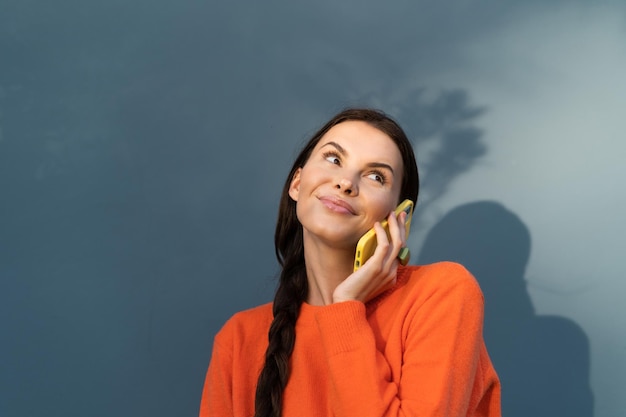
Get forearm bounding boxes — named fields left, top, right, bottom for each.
left=313, top=273, right=487, bottom=417
left=199, top=339, right=235, bottom=417
left=315, top=301, right=402, bottom=417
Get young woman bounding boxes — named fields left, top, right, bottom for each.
left=199, top=108, right=501, bottom=417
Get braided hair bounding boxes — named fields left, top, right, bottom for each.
left=254, top=108, right=419, bottom=417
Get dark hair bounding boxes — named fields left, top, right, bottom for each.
left=254, top=108, right=419, bottom=417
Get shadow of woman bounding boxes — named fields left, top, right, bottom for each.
left=417, top=201, right=593, bottom=416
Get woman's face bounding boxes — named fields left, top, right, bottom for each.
left=289, top=120, right=404, bottom=249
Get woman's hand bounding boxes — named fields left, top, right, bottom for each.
left=333, top=210, right=407, bottom=303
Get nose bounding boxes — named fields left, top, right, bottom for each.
left=335, top=177, right=357, bottom=195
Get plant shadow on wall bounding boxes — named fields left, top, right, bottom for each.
left=364, top=88, right=488, bottom=226
left=418, top=201, right=593, bottom=417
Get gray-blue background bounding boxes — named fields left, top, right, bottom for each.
left=1, top=1, right=624, bottom=416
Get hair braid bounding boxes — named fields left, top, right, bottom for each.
left=254, top=108, right=419, bottom=417
left=254, top=196, right=307, bottom=417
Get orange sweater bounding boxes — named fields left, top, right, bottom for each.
left=200, top=262, right=501, bottom=417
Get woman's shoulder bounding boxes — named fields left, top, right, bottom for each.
left=396, top=261, right=483, bottom=301
left=404, top=260, right=473, bottom=279
left=215, top=302, right=274, bottom=343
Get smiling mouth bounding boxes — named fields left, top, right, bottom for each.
left=318, top=196, right=356, bottom=215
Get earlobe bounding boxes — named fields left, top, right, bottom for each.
left=288, top=168, right=302, bottom=202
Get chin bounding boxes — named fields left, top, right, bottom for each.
left=304, top=225, right=361, bottom=249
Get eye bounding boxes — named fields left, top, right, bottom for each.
left=323, top=151, right=341, bottom=165
left=367, top=170, right=387, bottom=184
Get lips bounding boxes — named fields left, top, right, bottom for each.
left=318, top=196, right=356, bottom=215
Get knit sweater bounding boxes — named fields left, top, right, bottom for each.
left=199, top=262, right=501, bottom=417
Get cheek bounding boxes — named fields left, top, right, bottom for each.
left=368, top=194, right=398, bottom=220
left=298, top=165, right=326, bottom=193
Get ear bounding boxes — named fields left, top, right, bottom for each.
left=288, top=168, right=302, bottom=202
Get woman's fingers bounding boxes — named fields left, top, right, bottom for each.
left=332, top=210, right=408, bottom=303
left=389, top=210, right=410, bottom=265
left=371, top=211, right=405, bottom=278
left=387, top=210, right=406, bottom=255
left=363, top=212, right=406, bottom=301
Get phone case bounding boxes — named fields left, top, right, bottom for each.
left=353, top=199, right=414, bottom=271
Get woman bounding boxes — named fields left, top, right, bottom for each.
left=199, top=108, right=501, bottom=417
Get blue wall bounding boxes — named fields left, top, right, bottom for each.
left=1, top=1, right=624, bottom=416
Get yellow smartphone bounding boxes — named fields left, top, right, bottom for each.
left=353, top=199, right=414, bottom=271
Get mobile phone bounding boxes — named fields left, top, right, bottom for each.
left=353, top=199, right=414, bottom=271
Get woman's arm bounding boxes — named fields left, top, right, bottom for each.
left=199, top=336, right=234, bottom=417
left=314, top=266, right=498, bottom=417
left=333, top=211, right=407, bottom=304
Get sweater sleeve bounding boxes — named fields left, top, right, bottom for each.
left=199, top=333, right=234, bottom=417
left=314, top=266, right=488, bottom=417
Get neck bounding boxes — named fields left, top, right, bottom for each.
left=302, top=234, right=355, bottom=306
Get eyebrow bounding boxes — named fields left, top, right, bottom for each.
left=320, top=141, right=395, bottom=174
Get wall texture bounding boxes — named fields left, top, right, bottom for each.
left=1, top=1, right=624, bottom=416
